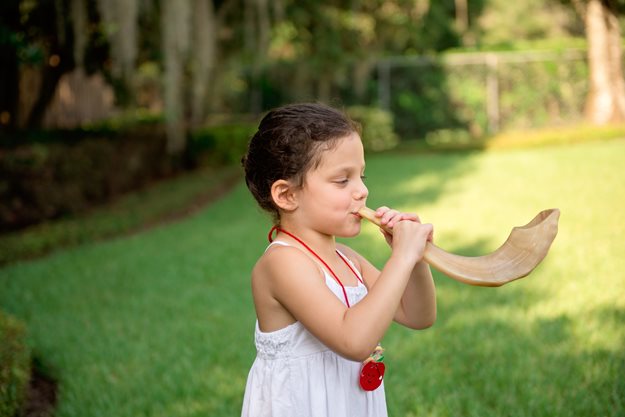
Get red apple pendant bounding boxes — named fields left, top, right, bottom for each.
left=359, top=360, right=385, bottom=391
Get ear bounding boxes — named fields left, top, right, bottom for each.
left=271, top=179, right=298, bottom=212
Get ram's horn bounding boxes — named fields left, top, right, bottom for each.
left=357, top=207, right=559, bottom=287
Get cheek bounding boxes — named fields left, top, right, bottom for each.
left=326, top=189, right=352, bottom=209
left=306, top=182, right=352, bottom=213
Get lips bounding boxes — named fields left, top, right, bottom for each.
left=352, top=208, right=364, bottom=218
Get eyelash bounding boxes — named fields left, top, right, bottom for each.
left=336, top=176, right=366, bottom=185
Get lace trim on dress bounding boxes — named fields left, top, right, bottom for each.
left=255, top=321, right=299, bottom=359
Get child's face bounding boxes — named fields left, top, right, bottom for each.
left=296, top=132, right=368, bottom=237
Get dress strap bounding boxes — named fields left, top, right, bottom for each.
left=265, top=240, right=291, bottom=251
left=336, top=249, right=364, bottom=284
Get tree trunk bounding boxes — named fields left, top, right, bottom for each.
left=190, top=0, right=217, bottom=128
left=454, top=0, right=469, bottom=43
left=245, top=0, right=271, bottom=114
left=584, top=0, right=625, bottom=124
left=162, top=0, right=191, bottom=155
left=0, top=1, right=20, bottom=131
left=70, top=0, right=88, bottom=68
left=27, top=0, right=75, bottom=128
left=96, top=0, right=138, bottom=100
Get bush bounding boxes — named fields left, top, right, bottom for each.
left=0, top=311, right=31, bottom=417
left=347, top=106, right=399, bottom=152
left=189, top=123, right=257, bottom=165
left=0, top=126, right=171, bottom=232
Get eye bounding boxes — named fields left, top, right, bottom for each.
left=360, top=175, right=367, bottom=182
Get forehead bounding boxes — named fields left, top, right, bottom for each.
left=315, top=132, right=365, bottom=169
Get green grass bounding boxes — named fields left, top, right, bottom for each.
left=1, top=139, right=624, bottom=416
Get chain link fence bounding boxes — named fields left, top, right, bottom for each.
left=375, top=49, right=589, bottom=140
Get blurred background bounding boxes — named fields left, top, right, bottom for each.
left=1, top=1, right=625, bottom=417
left=1, top=0, right=624, bottom=235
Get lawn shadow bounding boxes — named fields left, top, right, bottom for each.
left=383, top=234, right=624, bottom=416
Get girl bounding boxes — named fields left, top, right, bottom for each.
left=241, top=103, right=436, bottom=417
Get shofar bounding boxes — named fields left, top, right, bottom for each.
left=358, top=207, right=559, bottom=287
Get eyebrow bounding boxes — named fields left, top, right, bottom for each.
left=328, top=163, right=366, bottom=175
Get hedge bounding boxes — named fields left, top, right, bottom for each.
left=0, top=126, right=171, bottom=232
left=0, top=311, right=31, bottom=417
left=189, top=123, right=257, bottom=166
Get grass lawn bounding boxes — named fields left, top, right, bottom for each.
left=1, top=138, right=624, bottom=416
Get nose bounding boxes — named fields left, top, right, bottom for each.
left=354, top=179, right=368, bottom=200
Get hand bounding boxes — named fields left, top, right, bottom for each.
left=375, top=206, right=433, bottom=264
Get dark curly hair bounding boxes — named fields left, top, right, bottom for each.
left=242, top=103, right=360, bottom=224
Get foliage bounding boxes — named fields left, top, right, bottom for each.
left=2, top=0, right=606, bottom=149
left=347, top=106, right=399, bottom=151
left=0, top=311, right=31, bottom=417
left=83, top=109, right=165, bottom=133
left=189, top=123, right=257, bottom=166
left=0, top=127, right=171, bottom=232
left=382, top=61, right=466, bottom=139
left=1, top=139, right=624, bottom=416
left=478, top=0, right=582, bottom=46
left=379, top=49, right=590, bottom=140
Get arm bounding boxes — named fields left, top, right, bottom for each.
left=345, top=207, right=436, bottom=329
left=396, top=260, right=436, bottom=329
left=342, top=248, right=436, bottom=330
left=255, top=219, right=432, bottom=362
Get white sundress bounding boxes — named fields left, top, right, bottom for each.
left=241, top=241, right=388, bottom=417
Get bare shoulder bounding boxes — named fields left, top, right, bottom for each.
left=252, top=244, right=329, bottom=331
left=254, top=244, right=321, bottom=284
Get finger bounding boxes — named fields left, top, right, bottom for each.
left=388, top=211, right=419, bottom=227
left=383, top=210, right=401, bottom=226
left=379, top=228, right=393, bottom=245
left=422, top=223, right=434, bottom=242
left=375, top=206, right=390, bottom=217
left=400, top=213, right=421, bottom=223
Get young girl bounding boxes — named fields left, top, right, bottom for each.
left=241, top=102, right=436, bottom=417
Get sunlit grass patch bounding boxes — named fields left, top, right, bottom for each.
left=485, top=122, right=625, bottom=150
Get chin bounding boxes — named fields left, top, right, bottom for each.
left=339, top=221, right=362, bottom=238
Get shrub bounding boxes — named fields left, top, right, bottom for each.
left=0, top=126, right=171, bottom=232
left=347, top=106, right=399, bottom=152
left=0, top=311, right=31, bottom=417
left=189, top=123, right=257, bottom=165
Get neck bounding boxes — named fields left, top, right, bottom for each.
left=276, top=221, right=337, bottom=259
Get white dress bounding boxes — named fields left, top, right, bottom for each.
left=241, top=241, right=388, bottom=417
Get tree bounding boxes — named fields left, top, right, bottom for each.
left=0, top=1, right=21, bottom=131
left=581, top=0, right=625, bottom=123
left=96, top=0, right=139, bottom=100
left=0, top=0, right=115, bottom=130
left=161, top=0, right=236, bottom=156
left=261, top=0, right=462, bottom=105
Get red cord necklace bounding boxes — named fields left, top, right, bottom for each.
left=268, top=225, right=363, bottom=307
left=267, top=225, right=386, bottom=391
